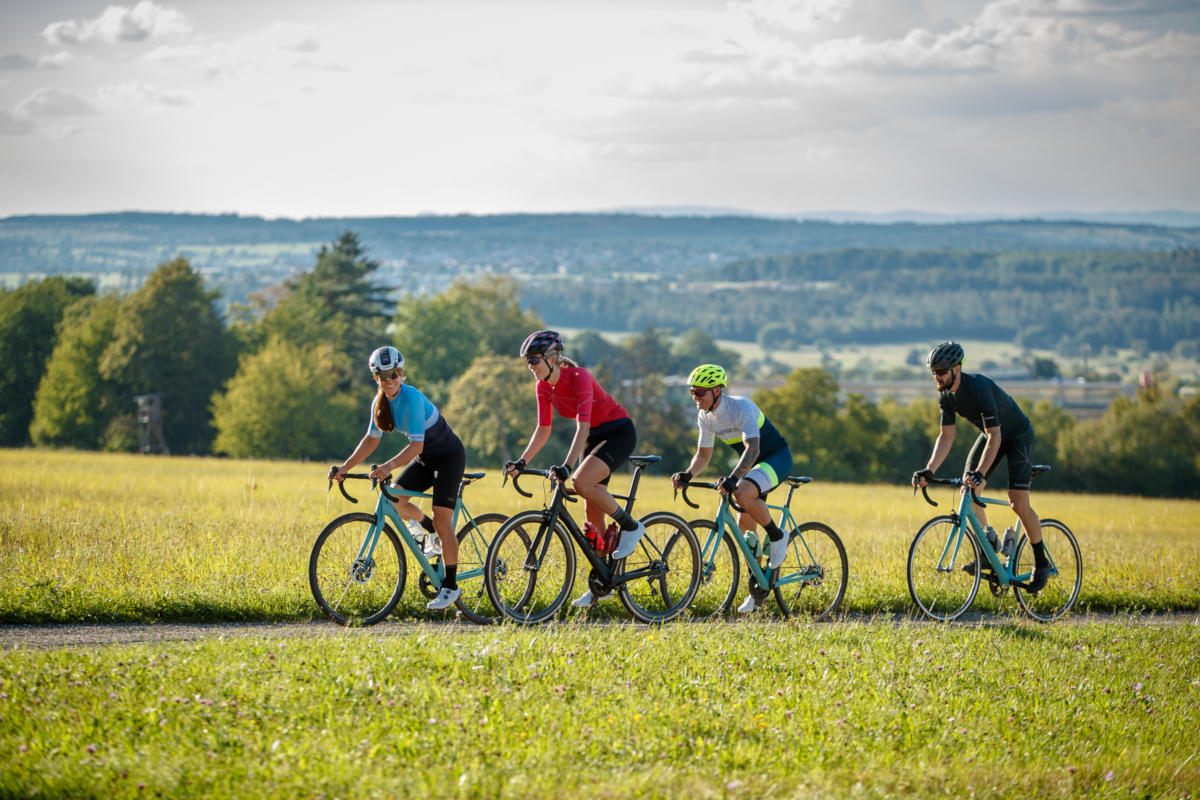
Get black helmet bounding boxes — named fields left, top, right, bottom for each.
left=926, top=341, right=965, bottom=370
left=520, top=330, right=564, bottom=357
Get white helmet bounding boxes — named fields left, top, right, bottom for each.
left=368, top=346, right=404, bottom=373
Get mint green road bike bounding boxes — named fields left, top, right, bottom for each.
left=310, top=467, right=506, bottom=626
left=909, top=466, right=1082, bottom=622
left=677, top=477, right=847, bottom=619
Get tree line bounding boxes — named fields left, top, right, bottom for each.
left=3, top=232, right=1197, bottom=498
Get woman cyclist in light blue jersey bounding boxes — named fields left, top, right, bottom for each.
left=331, top=346, right=467, bottom=611
left=670, top=364, right=795, bottom=613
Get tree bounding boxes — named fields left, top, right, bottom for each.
left=30, top=295, right=122, bottom=450
left=672, top=328, right=742, bottom=376
left=566, top=330, right=619, bottom=368
left=444, top=355, right=538, bottom=464
left=99, top=258, right=239, bottom=454
left=754, top=368, right=844, bottom=477
left=0, top=276, right=94, bottom=445
left=211, top=339, right=361, bottom=460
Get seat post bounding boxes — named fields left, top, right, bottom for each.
left=624, top=464, right=642, bottom=515
left=785, top=483, right=796, bottom=508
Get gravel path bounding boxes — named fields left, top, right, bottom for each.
left=2, top=611, right=1196, bottom=650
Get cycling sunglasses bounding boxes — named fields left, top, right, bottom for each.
left=689, top=386, right=714, bottom=397
left=375, top=369, right=401, bottom=381
left=526, top=355, right=553, bottom=366
left=930, top=367, right=952, bottom=377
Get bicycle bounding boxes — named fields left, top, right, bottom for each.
left=483, top=455, right=702, bottom=625
left=909, top=466, right=1082, bottom=622
left=310, top=465, right=506, bottom=626
left=677, top=477, right=847, bottom=620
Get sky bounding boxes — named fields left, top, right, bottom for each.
left=0, top=0, right=1197, bottom=218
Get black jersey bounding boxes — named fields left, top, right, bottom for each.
left=938, top=372, right=1031, bottom=439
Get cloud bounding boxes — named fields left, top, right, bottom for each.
left=0, top=110, right=36, bottom=135
left=42, top=2, right=191, bottom=45
left=0, top=54, right=35, bottom=70
left=282, top=37, right=322, bottom=53
left=0, top=52, right=72, bottom=70
left=15, top=87, right=99, bottom=118
left=98, top=81, right=189, bottom=106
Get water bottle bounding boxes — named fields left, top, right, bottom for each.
left=602, top=522, right=621, bottom=555
left=983, top=525, right=1000, bottom=553
left=583, top=522, right=601, bottom=551
left=745, top=530, right=761, bottom=557
left=1001, top=527, right=1016, bottom=558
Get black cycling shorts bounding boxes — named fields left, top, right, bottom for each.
left=965, top=426, right=1035, bottom=491
left=582, top=417, right=637, bottom=486
left=395, top=436, right=467, bottom=509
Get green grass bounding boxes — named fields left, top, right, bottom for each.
left=2, top=622, right=1198, bottom=798
left=2, top=449, right=1199, bottom=624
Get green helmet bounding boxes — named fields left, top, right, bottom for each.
left=688, top=364, right=727, bottom=388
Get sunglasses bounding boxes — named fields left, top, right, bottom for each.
left=931, top=368, right=952, bottom=377
left=526, top=355, right=552, bottom=366
left=375, top=369, right=401, bottom=381
left=689, top=386, right=713, bottom=397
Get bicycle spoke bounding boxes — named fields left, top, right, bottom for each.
left=907, top=516, right=980, bottom=621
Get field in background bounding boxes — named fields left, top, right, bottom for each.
left=1, top=450, right=1197, bottom=624
left=1, top=622, right=1197, bottom=798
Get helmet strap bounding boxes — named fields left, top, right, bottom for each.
left=537, top=353, right=557, bottom=383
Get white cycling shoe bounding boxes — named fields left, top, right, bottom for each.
left=611, top=521, right=647, bottom=560
left=768, top=536, right=789, bottom=570
left=737, top=594, right=758, bottom=614
left=426, top=586, right=460, bottom=611
left=571, top=589, right=611, bottom=608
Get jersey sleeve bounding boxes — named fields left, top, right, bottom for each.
left=404, top=388, right=426, bottom=442
left=536, top=381, right=553, bottom=426
left=938, top=394, right=956, bottom=427
left=977, top=382, right=1001, bottom=430
left=738, top=400, right=763, bottom=442
left=366, top=398, right=383, bottom=439
left=697, top=414, right=715, bottom=448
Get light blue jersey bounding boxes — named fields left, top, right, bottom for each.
left=367, top=384, right=441, bottom=443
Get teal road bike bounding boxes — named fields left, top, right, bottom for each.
left=677, top=477, right=847, bottom=620
left=909, top=466, right=1082, bottom=622
left=484, top=456, right=702, bottom=625
left=310, top=466, right=506, bottom=626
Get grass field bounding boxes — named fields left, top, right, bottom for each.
left=1, top=450, right=1198, bottom=624
left=2, top=622, right=1198, bottom=798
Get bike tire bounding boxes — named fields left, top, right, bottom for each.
left=907, top=514, right=981, bottom=622
left=615, top=511, right=701, bottom=624
left=483, top=510, right=576, bottom=625
left=454, top=513, right=510, bottom=626
left=682, top=519, right=740, bottom=618
left=309, top=512, right=407, bottom=627
left=1012, top=519, right=1082, bottom=623
left=772, top=521, right=847, bottom=621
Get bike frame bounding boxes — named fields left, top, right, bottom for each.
left=355, top=484, right=486, bottom=589
left=699, top=483, right=824, bottom=591
left=936, top=489, right=1060, bottom=585
left=521, top=467, right=668, bottom=587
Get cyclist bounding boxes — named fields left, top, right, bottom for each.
left=911, top=341, right=1051, bottom=593
left=331, top=346, right=467, bottom=611
left=670, top=364, right=794, bottom=613
left=503, top=330, right=644, bottom=609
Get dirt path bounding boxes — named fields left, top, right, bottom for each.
left=2, top=611, right=1196, bottom=650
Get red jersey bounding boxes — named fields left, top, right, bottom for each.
left=536, top=366, right=629, bottom=429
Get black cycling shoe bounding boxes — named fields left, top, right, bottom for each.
left=1025, top=563, right=1053, bottom=595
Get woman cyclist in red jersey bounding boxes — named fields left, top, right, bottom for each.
left=503, top=330, right=645, bottom=608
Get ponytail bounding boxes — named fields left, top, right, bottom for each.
left=556, top=353, right=578, bottom=368
left=373, top=389, right=395, bottom=433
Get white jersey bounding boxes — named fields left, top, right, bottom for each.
left=697, top=394, right=765, bottom=450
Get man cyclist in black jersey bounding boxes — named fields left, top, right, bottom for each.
left=911, top=342, right=1052, bottom=593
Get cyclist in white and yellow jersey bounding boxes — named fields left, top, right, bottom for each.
left=670, top=364, right=795, bottom=613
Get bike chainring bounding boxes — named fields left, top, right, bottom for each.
left=986, top=571, right=1010, bottom=597
left=748, top=563, right=772, bottom=603
left=587, top=569, right=615, bottom=598
left=418, top=558, right=442, bottom=599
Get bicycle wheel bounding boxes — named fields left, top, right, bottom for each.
left=907, top=515, right=981, bottom=622
left=1012, top=519, right=1082, bottom=622
left=454, top=513, right=510, bottom=626
left=309, top=513, right=407, bottom=627
left=616, top=512, right=701, bottom=624
left=682, top=520, right=740, bottom=618
left=773, top=522, right=847, bottom=621
left=484, top=510, right=575, bottom=625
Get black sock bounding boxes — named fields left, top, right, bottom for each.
left=1031, top=540, right=1048, bottom=569
left=443, top=564, right=458, bottom=591
left=610, top=506, right=638, bottom=532
left=419, top=515, right=436, bottom=535
left=764, top=521, right=785, bottom=543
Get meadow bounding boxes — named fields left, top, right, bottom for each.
left=1, top=622, right=1197, bottom=798
left=1, top=450, right=1198, bottom=624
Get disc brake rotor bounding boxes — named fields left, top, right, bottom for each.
left=350, top=558, right=375, bottom=585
